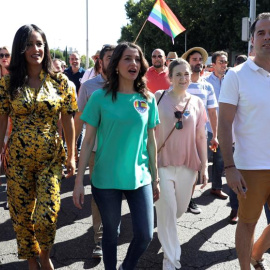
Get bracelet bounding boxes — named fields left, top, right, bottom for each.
left=152, top=178, right=160, bottom=184
left=224, top=165, right=236, bottom=170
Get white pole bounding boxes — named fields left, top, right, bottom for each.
left=248, top=0, right=256, bottom=55
left=86, top=0, right=89, bottom=69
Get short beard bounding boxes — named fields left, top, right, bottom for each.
left=191, top=65, right=202, bottom=73
left=153, top=63, right=162, bottom=69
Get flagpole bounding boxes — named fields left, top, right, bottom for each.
left=134, top=18, right=148, bottom=44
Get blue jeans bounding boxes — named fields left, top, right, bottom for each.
left=208, top=132, right=224, bottom=190
left=92, top=184, right=154, bottom=270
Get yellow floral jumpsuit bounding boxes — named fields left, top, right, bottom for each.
left=0, top=70, right=78, bottom=259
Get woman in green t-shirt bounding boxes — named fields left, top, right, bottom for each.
left=73, top=42, right=160, bottom=270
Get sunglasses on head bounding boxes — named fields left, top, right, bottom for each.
left=102, top=44, right=112, bottom=50
left=152, top=54, right=163, bottom=59
left=0, top=53, right=10, bottom=59
left=174, top=111, right=183, bottom=130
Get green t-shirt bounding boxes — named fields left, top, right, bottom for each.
left=81, top=89, right=160, bottom=190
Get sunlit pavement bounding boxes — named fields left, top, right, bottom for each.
left=1, top=170, right=269, bottom=269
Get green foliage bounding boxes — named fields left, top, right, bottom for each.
left=80, top=55, right=94, bottom=69
left=50, top=49, right=65, bottom=60
left=119, top=0, right=256, bottom=62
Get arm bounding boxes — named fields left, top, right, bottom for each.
left=61, top=113, right=76, bottom=177
left=74, top=111, right=84, bottom=160
left=73, top=124, right=97, bottom=209
left=196, top=124, right=208, bottom=188
left=74, top=112, right=84, bottom=142
left=208, top=107, right=219, bottom=149
left=147, top=128, right=160, bottom=202
left=0, top=115, right=8, bottom=151
left=218, top=102, right=247, bottom=197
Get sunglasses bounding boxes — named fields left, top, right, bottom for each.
left=217, top=60, right=228, bottom=64
left=0, top=53, right=10, bottom=59
left=174, top=111, right=183, bottom=130
left=152, top=54, right=163, bottom=59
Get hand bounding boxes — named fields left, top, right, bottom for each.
left=200, top=166, right=208, bottom=189
left=75, top=148, right=79, bottom=163
left=73, top=180, right=85, bottom=209
left=209, top=137, right=219, bottom=152
left=66, top=156, right=76, bottom=178
left=152, top=181, right=160, bottom=202
left=226, top=167, right=247, bottom=198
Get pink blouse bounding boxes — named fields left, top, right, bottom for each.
left=155, top=90, right=207, bottom=171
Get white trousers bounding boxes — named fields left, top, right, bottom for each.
left=155, top=165, right=197, bottom=269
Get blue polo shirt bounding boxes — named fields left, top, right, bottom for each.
left=64, top=67, right=85, bottom=94
left=205, top=72, right=223, bottom=133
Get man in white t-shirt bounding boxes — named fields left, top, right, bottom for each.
left=219, top=13, right=270, bottom=270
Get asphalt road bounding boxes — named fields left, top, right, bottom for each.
left=1, top=169, right=269, bottom=270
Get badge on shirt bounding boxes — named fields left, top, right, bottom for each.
left=134, top=100, right=148, bottom=114
left=183, top=110, right=190, bottom=117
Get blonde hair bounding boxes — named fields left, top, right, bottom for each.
left=0, top=46, right=11, bottom=77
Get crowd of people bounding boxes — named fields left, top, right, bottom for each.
left=0, top=12, right=270, bottom=270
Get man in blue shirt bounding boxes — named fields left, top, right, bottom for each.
left=205, top=51, right=229, bottom=200
left=64, top=52, right=85, bottom=94
left=64, top=52, right=85, bottom=151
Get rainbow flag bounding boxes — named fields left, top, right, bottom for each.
left=147, top=0, right=186, bottom=43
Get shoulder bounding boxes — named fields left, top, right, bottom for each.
left=146, top=66, right=155, bottom=73
left=91, top=88, right=106, bottom=98
left=64, top=67, right=71, bottom=74
left=204, top=73, right=213, bottom=81
left=189, top=95, right=205, bottom=110
left=79, top=67, right=85, bottom=74
left=0, top=74, right=10, bottom=89
left=147, top=91, right=156, bottom=101
left=53, top=72, right=69, bottom=84
left=154, top=89, right=165, bottom=100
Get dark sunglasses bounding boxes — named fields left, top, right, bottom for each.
left=0, top=53, right=10, bottom=59
left=174, top=111, right=183, bottom=130
left=152, top=54, right=163, bottom=59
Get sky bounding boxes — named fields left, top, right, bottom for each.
left=2, top=0, right=130, bottom=56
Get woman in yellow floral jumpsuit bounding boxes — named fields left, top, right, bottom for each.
left=0, top=24, right=77, bottom=270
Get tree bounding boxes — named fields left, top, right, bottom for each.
left=119, top=0, right=251, bottom=63
left=80, top=55, right=94, bottom=69
left=50, top=49, right=65, bottom=60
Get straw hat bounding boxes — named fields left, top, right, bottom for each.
left=181, top=47, right=208, bottom=64
left=91, top=50, right=100, bottom=60
left=166, top=51, right=178, bottom=60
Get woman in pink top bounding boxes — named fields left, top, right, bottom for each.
left=155, top=58, right=208, bottom=270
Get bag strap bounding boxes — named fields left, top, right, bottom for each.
left=157, top=90, right=166, bottom=105
left=157, top=96, right=191, bottom=153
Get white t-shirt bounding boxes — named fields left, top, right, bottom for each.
left=80, top=67, right=97, bottom=84
left=219, top=58, right=270, bottom=169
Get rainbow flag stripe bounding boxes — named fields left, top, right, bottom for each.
left=148, top=0, right=186, bottom=41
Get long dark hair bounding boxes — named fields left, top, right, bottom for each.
left=104, top=42, right=149, bottom=101
left=8, top=24, right=54, bottom=99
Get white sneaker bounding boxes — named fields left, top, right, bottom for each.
left=163, top=258, right=175, bottom=270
